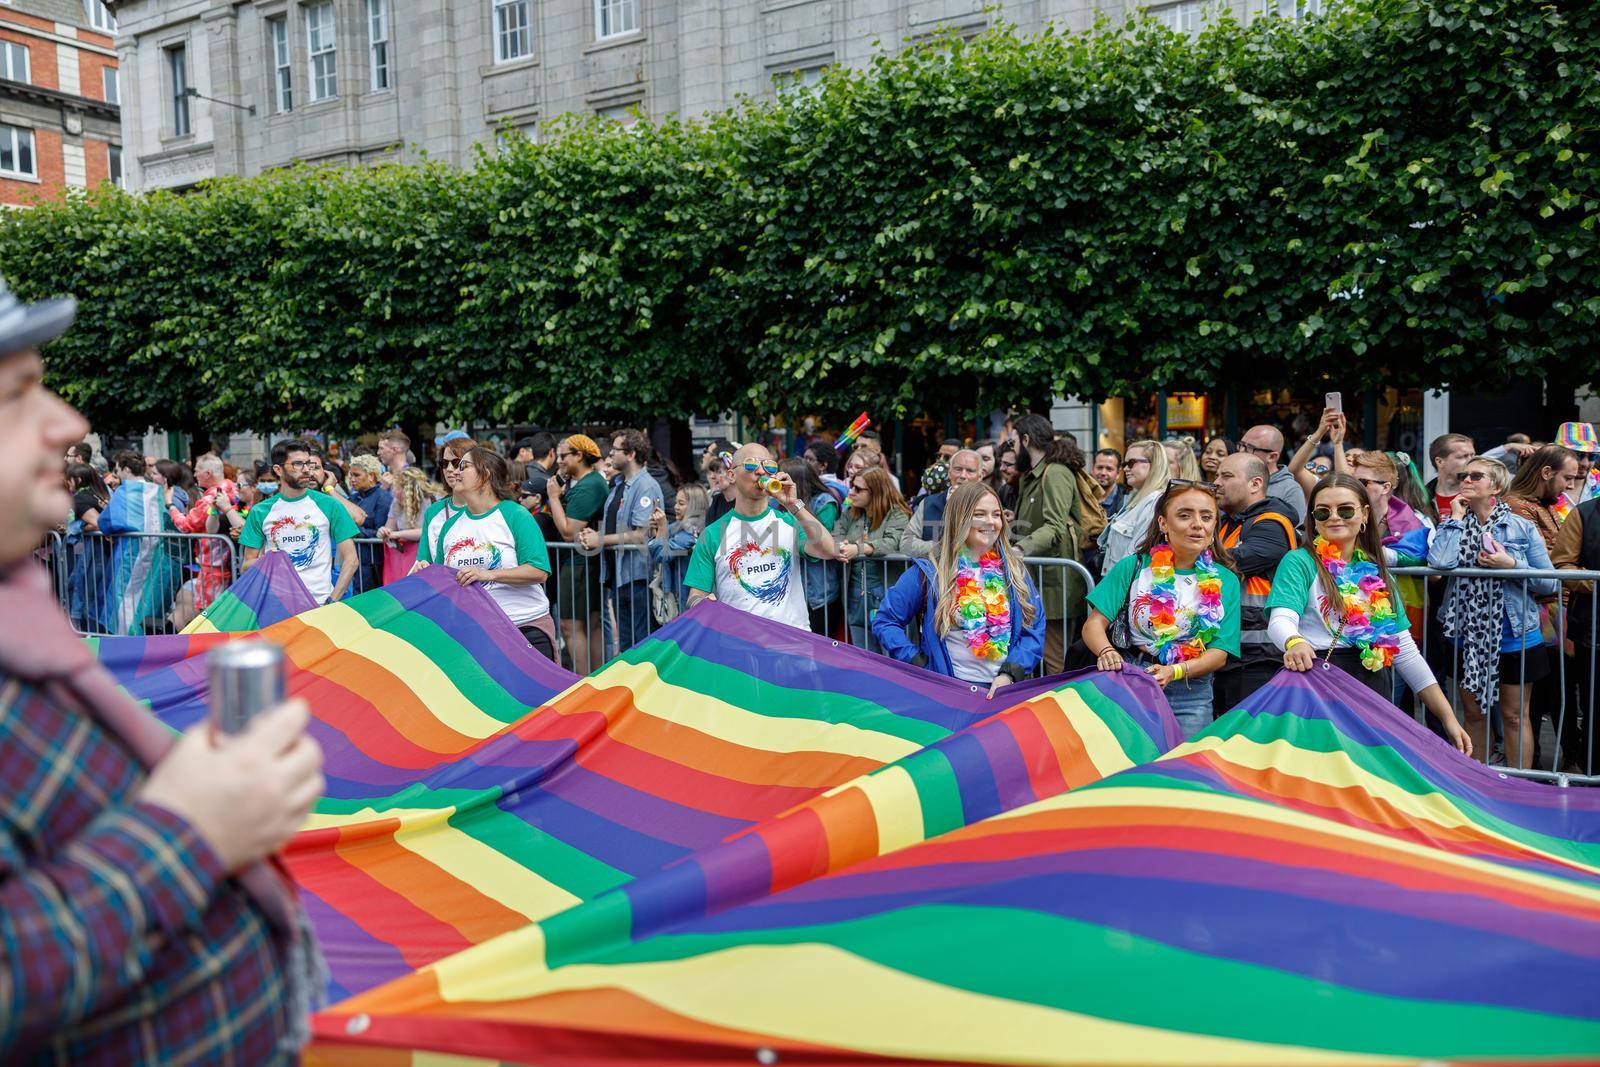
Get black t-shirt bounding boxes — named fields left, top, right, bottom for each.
left=73, top=490, right=103, bottom=522
left=706, top=491, right=734, bottom=525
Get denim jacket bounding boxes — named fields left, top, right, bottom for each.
left=870, top=557, right=1046, bottom=678
left=1427, top=512, right=1558, bottom=640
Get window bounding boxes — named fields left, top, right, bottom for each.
left=595, top=0, right=638, bottom=40
left=773, top=65, right=825, bottom=94
left=493, top=0, right=530, bottom=63
left=0, top=40, right=27, bottom=83
left=368, top=0, right=389, bottom=90
left=83, top=0, right=117, bottom=32
left=1259, top=0, right=1323, bottom=19
left=102, top=65, right=118, bottom=104
left=306, top=1, right=338, bottom=102
left=108, top=144, right=122, bottom=187
left=0, top=123, right=35, bottom=178
left=269, top=16, right=292, bottom=112
left=1150, top=0, right=1205, bottom=33
left=166, top=44, right=190, bottom=136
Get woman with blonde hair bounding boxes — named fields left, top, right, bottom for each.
left=1099, top=439, right=1171, bottom=575
left=380, top=464, right=447, bottom=584
left=833, top=464, right=910, bottom=647
left=873, top=481, right=1045, bottom=697
left=1164, top=437, right=1202, bottom=482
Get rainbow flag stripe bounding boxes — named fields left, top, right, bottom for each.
left=289, top=599, right=1176, bottom=999
left=310, top=663, right=1600, bottom=1065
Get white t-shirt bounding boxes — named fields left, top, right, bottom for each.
left=418, top=499, right=552, bottom=625
left=686, top=503, right=810, bottom=631
left=943, top=628, right=1002, bottom=684
left=239, top=489, right=359, bottom=603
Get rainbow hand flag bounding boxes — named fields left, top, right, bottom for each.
left=310, top=663, right=1600, bottom=1065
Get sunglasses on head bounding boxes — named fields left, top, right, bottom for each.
left=1312, top=504, right=1362, bottom=521
left=741, top=461, right=780, bottom=475
left=1168, top=478, right=1220, bottom=495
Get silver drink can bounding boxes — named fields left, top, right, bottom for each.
left=207, top=639, right=286, bottom=735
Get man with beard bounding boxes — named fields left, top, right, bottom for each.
left=239, top=438, right=360, bottom=604
left=1505, top=444, right=1582, bottom=553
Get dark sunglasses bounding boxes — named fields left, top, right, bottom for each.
left=1459, top=470, right=1490, bottom=483
left=851, top=482, right=870, bottom=492
left=1168, top=478, right=1220, bottom=495
left=1312, top=504, right=1362, bottom=521
left=442, top=458, right=467, bottom=470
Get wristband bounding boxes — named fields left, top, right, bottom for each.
left=1171, top=663, right=1185, bottom=682
left=1095, top=646, right=1116, bottom=659
left=1285, top=636, right=1308, bottom=651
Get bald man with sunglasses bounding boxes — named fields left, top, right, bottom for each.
left=685, top=444, right=838, bottom=630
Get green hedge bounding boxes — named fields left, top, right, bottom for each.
left=1, top=0, right=1593, bottom=435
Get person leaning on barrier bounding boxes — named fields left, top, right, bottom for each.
left=1083, top=480, right=1242, bottom=740
left=548, top=434, right=607, bottom=673
left=901, top=449, right=983, bottom=560
left=1267, top=474, right=1472, bottom=754
left=0, top=277, right=327, bottom=1062
left=1010, top=414, right=1100, bottom=676
left=873, top=481, right=1045, bottom=697
left=834, top=464, right=910, bottom=648
left=686, top=443, right=839, bottom=632
left=1214, top=454, right=1298, bottom=715
left=1428, top=455, right=1556, bottom=768
left=1099, top=439, right=1172, bottom=576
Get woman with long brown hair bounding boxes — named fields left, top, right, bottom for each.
left=412, top=446, right=557, bottom=659
left=833, top=464, right=910, bottom=648
left=1266, top=473, right=1471, bottom=753
left=1083, top=481, right=1242, bottom=738
left=872, top=481, right=1045, bottom=698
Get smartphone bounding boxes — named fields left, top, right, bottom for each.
left=1325, top=391, right=1342, bottom=413
left=1482, top=533, right=1500, bottom=555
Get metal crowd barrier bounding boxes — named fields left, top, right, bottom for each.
left=46, top=529, right=240, bottom=637
left=1392, top=564, right=1600, bottom=787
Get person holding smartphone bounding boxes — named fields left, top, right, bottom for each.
left=1267, top=474, right=1471, bottom=754
left=1427, top=455, right=1557, bottom=768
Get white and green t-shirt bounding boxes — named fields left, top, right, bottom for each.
left=239, top=489, right=359, bottom=603
left=1264, top=547, right=1408, bottom=649
left=417, top=498, right=552, bottom=625
left=685, top=503, right=810, bottom=631
left=1087, top=552, right=1242, bottom=660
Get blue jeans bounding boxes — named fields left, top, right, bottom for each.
left=1165, top=673, right=1215, bottom=741
left=602, top=579, right=651, bottom=661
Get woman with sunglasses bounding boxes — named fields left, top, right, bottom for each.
left=1083, top=481, right=1242, bottom=739
left=414, top=446, right=557, bottom=659
left=833, top=465, right=910, bottom=648
left=872, top=481, right=1045, bottom=697
left=1266, top=474, right=1472, bottom=753
left=1427, top=456, right=1557, bottom=767
left=1098, top=440, right=1171, bottom=576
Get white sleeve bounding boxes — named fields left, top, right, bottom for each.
left=1393, top=630, right=1439, bottom=693
left=1267, top=608, right=1301, bottom=651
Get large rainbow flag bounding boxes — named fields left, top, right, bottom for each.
left=307, top=659, right=1600, bottom=1065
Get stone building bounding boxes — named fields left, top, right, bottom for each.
left=0, top=0, right=121, bottom=204
left=110, top=0, right=1316, bottom=191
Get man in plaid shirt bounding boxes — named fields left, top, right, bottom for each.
left=0, top=280, right=325, bottom=1064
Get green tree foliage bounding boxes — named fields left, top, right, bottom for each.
left=0, top=0, right=1592, bottom=434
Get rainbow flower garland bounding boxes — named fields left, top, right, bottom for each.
left=1553, top=493, right=1574, bottom=526
left=1313, top=537, right=1403, bottom=671
left=1132, top=544, right=1223, bottom=665
left=954, top=550, right=1011, bottom=661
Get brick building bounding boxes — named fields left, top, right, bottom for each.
left=0, top=0, right=121, bottom=205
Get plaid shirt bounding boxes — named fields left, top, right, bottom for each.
left=0, top=673, right=294, bottom=1064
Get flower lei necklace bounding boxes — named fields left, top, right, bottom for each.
left=1132, top=543, right=1224, bottom=665
left=954, top=550, right=1011, bottom=661
left=1313, top=537, right=1402, bottom=671
left=1553, top=493, right=1574, bottom=526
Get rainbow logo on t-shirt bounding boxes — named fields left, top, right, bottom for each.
left=444, top=537, right=504, bottom=572
left=728, top=540, right=791, bottom=605
left=266, top=514, right=322, bottom=569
